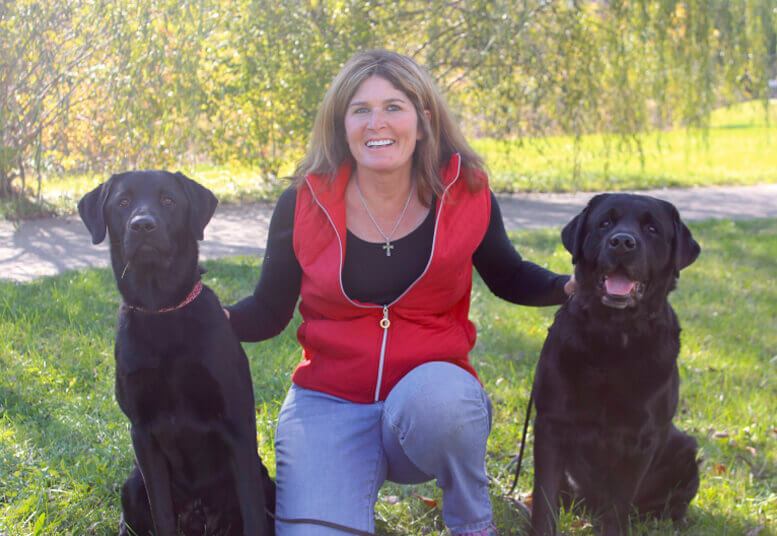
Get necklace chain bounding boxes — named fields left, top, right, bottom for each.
left=355, top=177, right=414, bottom=257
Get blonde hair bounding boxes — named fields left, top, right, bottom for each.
left=294, top=49, right=485, bottom=203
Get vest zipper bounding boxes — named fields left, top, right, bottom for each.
left=374, top=306, right=390, bottom=402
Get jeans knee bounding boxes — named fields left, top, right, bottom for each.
left=418, top=396, right=489, bottom=451
left=387, top=376, right=491, bottom=470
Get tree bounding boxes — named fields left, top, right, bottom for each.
left=2, top=0, right=775, bottom=202
left=0, top=0, right=108, bottom=199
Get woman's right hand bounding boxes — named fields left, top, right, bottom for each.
left=564, top=274, right=577, bottom=296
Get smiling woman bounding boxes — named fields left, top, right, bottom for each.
left=343, top=75, right=426, bottom=250
left=225, top=49, right=573, bottom=536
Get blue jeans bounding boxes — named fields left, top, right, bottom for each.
left=274, top=361, right=495, bottom=535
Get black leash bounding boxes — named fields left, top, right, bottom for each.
left=508, top=386, right=534, bottom=496
left=268, top=510, right=376, bottom=536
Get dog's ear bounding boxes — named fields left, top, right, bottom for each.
left=78, top=176, right=116, bottom=245
left=174, top=172, right=218, bottom=241
left=562, top=194, right=607, bottom=264
left=661, top=200, right=700, bottom=272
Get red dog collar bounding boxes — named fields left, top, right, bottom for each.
left=125, top=280, right=203, bottom=314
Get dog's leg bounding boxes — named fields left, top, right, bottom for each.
left=596, top=455, right=653, bottom=536
left=120, top=465, right=154, bottom=536
left=634, top=427, right=699, bottom=522
left=131, top=427, right=177, bottom=536
left=227, top=434, right=270, bottom=536
left=531, top=419, right=565, bottom=536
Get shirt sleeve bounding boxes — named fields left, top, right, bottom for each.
left=472, top=192, right=570, bottom=306
left=226, top=186, right=302, bottom=341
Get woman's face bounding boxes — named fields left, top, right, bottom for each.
left=344, top=75, right=421, bottom=178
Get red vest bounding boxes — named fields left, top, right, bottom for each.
left=292, top=154, right=491, bottom=403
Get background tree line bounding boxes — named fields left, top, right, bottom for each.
left=1, top=0, right=775, bottom=200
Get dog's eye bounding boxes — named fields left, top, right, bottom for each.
left=646, top=224, right=658, bottom=234
left=161, top=196, right=175, bottom=208
left=118, top=198, right=130, bottom=208
left=599, top=219, right=611, bottom=229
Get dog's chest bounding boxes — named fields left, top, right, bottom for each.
left=115, top=336, right=227, bottom=428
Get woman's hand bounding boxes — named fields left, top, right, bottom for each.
left=564, top=274, right=577, bottom=296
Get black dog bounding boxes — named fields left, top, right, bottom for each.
left=530, top=194, right=700, bottom=536
left=79, top=171, right=275, bottom=536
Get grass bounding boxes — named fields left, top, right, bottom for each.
left=4, top=100, right=776, bottom=220
left=1, top=219, right=775, bottom=535
left=474, top=100, right=777, bottom=193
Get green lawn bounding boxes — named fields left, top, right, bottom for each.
left=11, top=100, right=777, bottom=220
left=475, top=99, right=777, bottom=193
left=1, top=219, right=775, bottom=535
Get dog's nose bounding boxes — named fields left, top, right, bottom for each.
left=129, top=214, right=158, bottom=234
left=608, top=232, right=637, bottom=252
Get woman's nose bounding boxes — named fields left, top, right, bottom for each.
left=367, top=110, right=386, bottom=129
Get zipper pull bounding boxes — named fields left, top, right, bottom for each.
left=380, top=306, right=390, bottom=329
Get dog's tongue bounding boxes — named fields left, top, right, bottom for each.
left=605, top=273, right=636, bottom=296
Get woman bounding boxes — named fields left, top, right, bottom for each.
left=227, top=49, right=573, bottom=536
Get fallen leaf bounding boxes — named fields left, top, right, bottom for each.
left=713, top=430, right=729, bottom=439
left=571, top=519, right=593, bottom=529
left=746, top=446, right=758, bottom=457
left=382, top=495, right=400, bottom=505
left=510, top=494, right=532, bottom=517
left=713, top=463, right=727, bottom=475
left=415, top=494, right=438, bottom=509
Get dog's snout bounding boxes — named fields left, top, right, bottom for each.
left=608, top=232, right=637, bottom=253
left=129, top=214, right=158, bottom=234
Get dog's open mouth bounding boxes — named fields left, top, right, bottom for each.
left=599, top=270, right=645, bottom=309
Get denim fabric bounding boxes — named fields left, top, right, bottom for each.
left=274, top=361, right=494, bottom=535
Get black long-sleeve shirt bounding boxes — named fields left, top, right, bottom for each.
left=228, top=187, right=569, bottom=342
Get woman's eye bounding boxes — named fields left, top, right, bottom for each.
left=353, top=107, right=369, bottom=114
left=386, top=104, right=401, bottom=112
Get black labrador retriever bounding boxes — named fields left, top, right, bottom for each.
left=78, top=171, right=275, bottom=536
left=530, top=194, right=700, bottom=536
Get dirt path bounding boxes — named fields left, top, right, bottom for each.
left=2, top=184, right=776, bottom=283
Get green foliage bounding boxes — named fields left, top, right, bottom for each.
left=2, top=0, right=776, bottom=204
left=1, top=219, right=775, bottom=534
left=22, top=108, right=776, bottom=220
left=0, top=0, right=110, bottom=199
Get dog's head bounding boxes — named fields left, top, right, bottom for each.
left=78, top=171, right=217, bottom=302
left=562, top=193, right=700, bottom=310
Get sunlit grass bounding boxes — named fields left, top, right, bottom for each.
left=475, top=100, right=777, bottom=193
left=1, top=220, right=775, bottom=535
